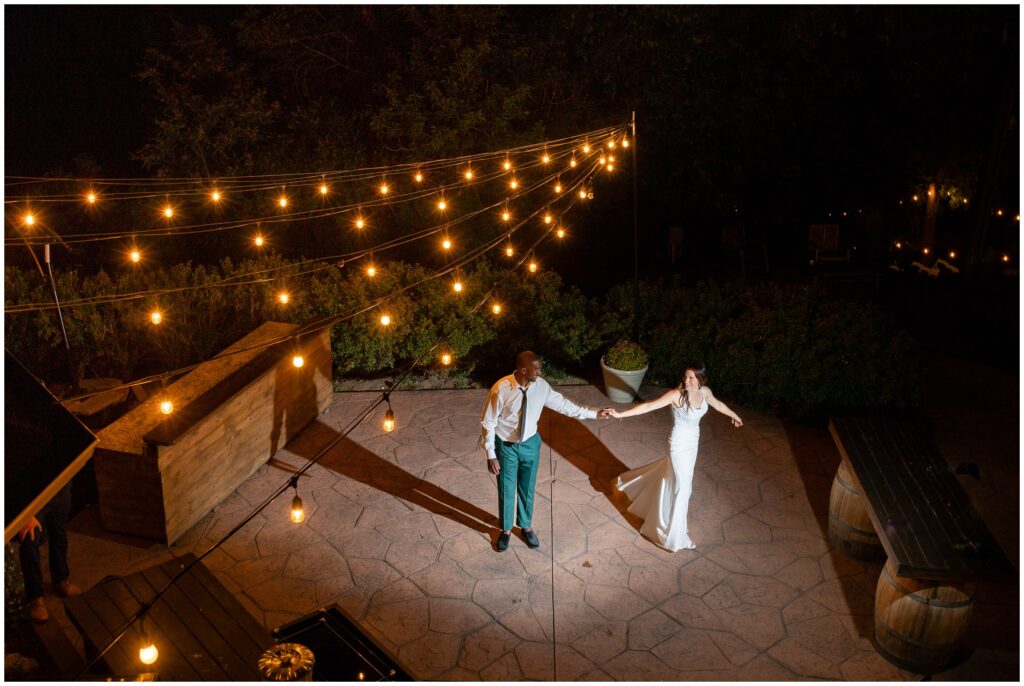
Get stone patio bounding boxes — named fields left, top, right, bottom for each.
left=56, top=382, right=1018, bottom=681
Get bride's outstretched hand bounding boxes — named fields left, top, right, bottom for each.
left=732, top=417, right=743, bottom=428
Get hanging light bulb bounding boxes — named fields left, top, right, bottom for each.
left=491, top=303, right=502, bottom=315
left=380, top=313, right=391, bottom=326
left=895, top=242, right=902, bottom=249
left=599, top=156, right=606, bottom=166
left=542, top=153, right=550, bottom=164
left=582, top=144, right=591, bottom=154
left=211, top=190, right=222, bottom=203
left=379, top=183, right=390, bottom=196
left=383, top=408, right=395, bottom=432
left=996, top=209, right=1004, bottom=217
left=414, top=171, right=423, bottom=183
left=579, top=189, right=587, bottom=199
left=556, top=228, right=566, bottom=239
left=23, top=213, right=35, bottom=227
left=528, top=261, right=538, bottom=273
left=278, top=195, right=288, bottom=208
left=159, top=400, right=174, bottom=415
left=503, top=160, right=512, bottom=171
left=608, top=155, right=616, bottom=163
left=544, top=214, right=553, bottom=224
left=86, top=192, right=98, bottom=205
left=505, top=245, right=514, bottom=257
left=278, top=292, right=289, bottom=304
left=948, top=251, right=956, bottom=259
left=569, top=158, right=577, bottom=168
left=607, top=164, right=616, bottom=172
left=438, top=199, right=447, bottom=211
left=441, top=352, right=452, bottom=365
left=254, top=234, right=265, bottom=247
left=510, top=179, right=518, bottom=190
left=923, top=247, right=930, bottom=255
left=355, top=217, right=365, bottom=229
left=290, top=492, right=305, bottom=524
left=150, top=311, right=163, bottom=325
left=366, top=265, right=376, bottom=277
left=554, top=183, right=562, bottom=193
left=292, top=355, right=304, bottom=368
left=319, top=183, right=329, bottom=196
left=1002, top=254, right=1010, bottom=263
left=130, top=249, right=142, bottom=263
left=608, top=140, right=616, bottom=149
left=912, top=195, right=919, bottom=202
left=442, top=238, right=452, bottom=250
left=464, top=168, right=474, bottom=180
left=139, top=632, right=158, bottom=666
left=453, top=280, right=463, bottom=293
left=162, top=205, right=174, bottom=219
left=622, top=137, right=630, bottom=148
left=502, top=210, right=511, bottom=221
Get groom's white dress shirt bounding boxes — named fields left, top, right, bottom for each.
left=481, top=374, right=597, bottom=460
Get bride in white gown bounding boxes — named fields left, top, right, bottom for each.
left=610, top=364, right=743, bottom=551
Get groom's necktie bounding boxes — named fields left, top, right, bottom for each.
left=518, top=387, right=528, bottom=443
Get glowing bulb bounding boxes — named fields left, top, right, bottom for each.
left=254, top=235, right=265, bottom=247
left=290, top=495, right=305, bottom=524
left=355, top=217, right=365, bottom=229
left=383, top=409, right=395, bottom=432
left=996, top=209, right=1004, bottom=217
left=1002, top=254, right=1010, bottom=262
left=453, top=281, right=463, bottom=293
left=139, top=641, right=159, bottom=666
left=24, top=213, right=35, bottom=227
left=607, top=164, right=615, bottom=172
left=582, top=144, right=591, bottom=154
left=278, top=292, right=289, bottom=304
left=163, top=206, right=174, bottom=218
left=608, top=155, right=616, bottom=162
left=278, top=196, right=288, bottom=208
left=1016, top=214, right=1020, bottom=222
left=441, top=353, right=451, bottom=365
left=948, top=251, right=956, bottom=259
left=319, top=184, right=329, bottom=196
left=608, top=140, right=616, bottom=149
left=505, top=246, right=514, bottom=257
left=528, top=261, right=538, bottom=273
left=579, top=189, right=587, bottom=199
left=358, top=673, right=365, bottom=681
left=912, top=195, right=919, bottom=202
left=367, top=265, right=376, bottom=277
left=379, top=184, right=389, bottom=195
left=554, top=184, right=562, bottom=193
left=150, top=311, right=162, bottom=325
left=895, top=242, right=902, bottom=249
left=502, top=211, right=511, bottom=221
left=159, top=400, right=173, bottom=415
left=211, top=190, right=222, bottom=202
left=542, top=154, right=550, bottom=164
left=570, top=158, right=577, bottom=168
left=380, top=314, right=391, bottom=326
left=622, top=137, right=630, bottom=148
left=438, top=199, right=447, bottom=211
left=544, top=214, right=552, bottom=224
left=464, top=169, right=474, bottom=180
left=130, top=250, right=141, bottom=263
left=86, top=192, right=97, bottom=205
left=599, top=157, right=606, bottom=166
left=923, top=247, right=930, bottom=255
left=503, top=160, right=512, bottom=171
left=442, top=238, right=452, bottom=250
left=292, top=355, right=304, bottom=368
left=414, top=172, right=423, bottom=183
left=556, top=228, right=565, bottom=238
left=492, top=303, right=502, bottom=315
left=510, top=179, right=518, bottom=190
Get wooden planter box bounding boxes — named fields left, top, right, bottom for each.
left=93, top=319, right=333, bottom=544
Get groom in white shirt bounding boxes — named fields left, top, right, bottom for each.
left=481, top=351, right=611, bottom=551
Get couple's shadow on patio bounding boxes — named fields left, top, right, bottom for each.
left=286, top=414, right=642, bottom=546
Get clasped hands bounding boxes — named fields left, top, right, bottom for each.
left=597, top=407, right=620, bottom=420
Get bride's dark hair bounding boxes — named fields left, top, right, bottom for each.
left=677, top=362, right=708, bottom=410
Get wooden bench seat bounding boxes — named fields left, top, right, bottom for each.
left=64, top=553, right=271, bottom=680
left=827, top=417, right=1014, bottom=674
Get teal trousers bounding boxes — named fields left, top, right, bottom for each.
left=495, top=433, right=542, bottom=531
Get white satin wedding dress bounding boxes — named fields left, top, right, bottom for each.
left=615, top=395, right=708, bottom=551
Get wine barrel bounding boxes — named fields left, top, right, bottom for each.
left=828, top=457, right=883, bottom=559
left=873, top=559, right=975, bottom=674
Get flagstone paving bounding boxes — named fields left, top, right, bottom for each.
left=59, top=384, right=1018, bottom=681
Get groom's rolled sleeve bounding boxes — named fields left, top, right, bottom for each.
left=480, top=390, right=501, bottom=460
left=544, top=389, right=597, bottom=420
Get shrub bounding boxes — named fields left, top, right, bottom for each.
left=603, top=340, right=648, bottom=371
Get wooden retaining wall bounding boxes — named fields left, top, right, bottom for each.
left=93, top=319, right=333, bottom=543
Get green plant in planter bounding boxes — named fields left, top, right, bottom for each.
left=604, top=339, right=648, bottom=371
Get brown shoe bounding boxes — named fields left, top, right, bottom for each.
left=28, top=597, right=49, bottom=623
left=55, top=580, right=82, bottom=597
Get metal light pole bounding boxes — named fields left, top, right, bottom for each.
left=631, top=111, right=640, bottom=343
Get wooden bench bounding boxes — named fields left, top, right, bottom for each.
left=827, top=417, right=1014, bottom=674
left=64, top=553, right=272, bottom=680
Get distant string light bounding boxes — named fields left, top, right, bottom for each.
left=380, top=313, right=391, bottom=326
left=292, top=355, right=304, bottom=368
left=130, top=249, right=142, bottom=263
left=278, top=292, right=290, bottom=304
left=150, top=311, right=163, bottom=325
left=254, top=234, right=265, bottom=247
left=159, top=400, right=173, bottom=415
left=210, top=190, right=222, bottom=203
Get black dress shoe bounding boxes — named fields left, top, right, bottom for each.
left=497, top=532, right=511, bottom=552
left=523, top=530, right=540, bottom=549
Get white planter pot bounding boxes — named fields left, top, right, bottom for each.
left=600, top=356, right=648, bottom=403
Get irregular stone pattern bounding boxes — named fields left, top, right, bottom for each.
left=58, top=386, right=1009, bottom=681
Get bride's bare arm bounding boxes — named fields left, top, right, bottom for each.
left=703, top=387, right=743, bottom=427
left=611, top=389, right=682, bottom=418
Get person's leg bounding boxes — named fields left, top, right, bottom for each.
left=46, top=486, right=73, bottom=585
left=18, top=537, right=45, bottom=601
left=495, top=440, right=520, bottom=532
left=515, top=434, right=542, bottom=530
